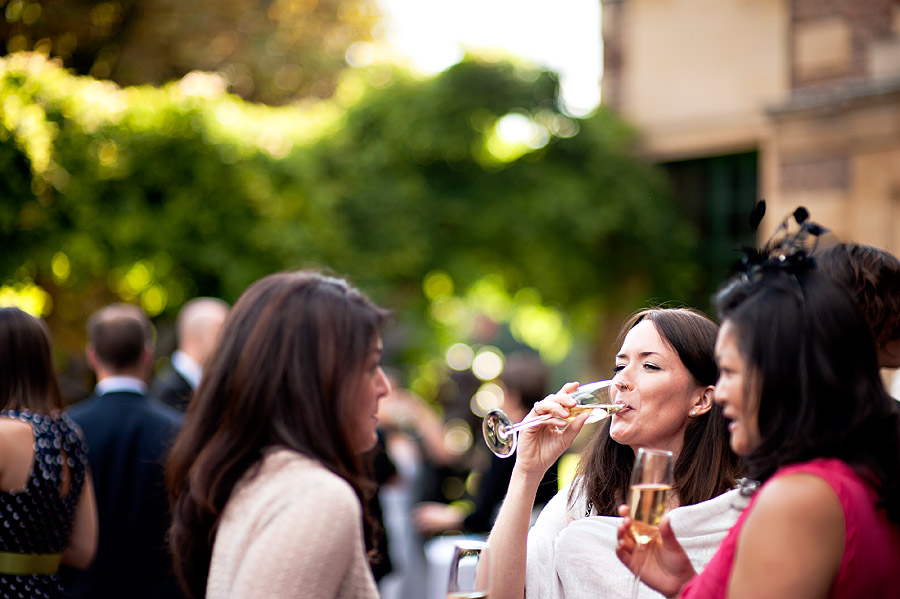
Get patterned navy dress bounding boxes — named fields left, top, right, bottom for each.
left=0, top=410, right=89, bottom=599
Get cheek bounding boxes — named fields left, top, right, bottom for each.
left=350, top=415, right=379, bottom=453
left=747, top=411, right=761, bottom=443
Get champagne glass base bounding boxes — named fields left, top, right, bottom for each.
left=482, top=408, right=516, bottom=457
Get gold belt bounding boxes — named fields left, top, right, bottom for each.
left=0, top=551, right=62, bottom=575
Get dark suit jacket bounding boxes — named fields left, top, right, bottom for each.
left=149, top=365, right=193, bottom=412
left=463, top=454, right=559, bottom=532
left=63, top=390, right=185, bottom=599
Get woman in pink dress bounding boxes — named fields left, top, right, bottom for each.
left=616, top=209, right=900, bottom=598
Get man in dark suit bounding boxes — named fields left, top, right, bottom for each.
left=63, top=303, right=185, bottom=599
left=150, top=296, right=228, bottom=411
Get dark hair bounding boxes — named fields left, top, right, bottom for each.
left=816, top=242, right=900, bottom=354
left=500, top=351, right=549, bottom=410
left=571, top=308, right=742, bottom=514
left=0, top=307, right=64, bottom=413
left=86, top=303, right=154, bottom=371
left=166, top=271, right=389, bottom=598
left=715, top=266, right=900, bottom=525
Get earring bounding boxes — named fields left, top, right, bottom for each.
left=690, top=410, right=697, bottom=416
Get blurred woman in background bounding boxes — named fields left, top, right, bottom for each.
left=0, top=307, right=97, bottom=598
left=817, top=240, right=900, bottom=369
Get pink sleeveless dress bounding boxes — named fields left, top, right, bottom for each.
left=681, top=458, right=900, bottom=599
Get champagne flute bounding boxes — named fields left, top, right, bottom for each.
left=481, top=379, right=624, bottom=458
left=627, top=447, right=674, bottom=599
left=446, top=540, right=490, bottom=599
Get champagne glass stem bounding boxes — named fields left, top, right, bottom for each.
left=500, top=413, right=558, bottom=437
left=501, top=404, right=620, bottom=438
left=630, top=544, right=647, bottom=599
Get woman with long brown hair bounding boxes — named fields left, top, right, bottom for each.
left=488, top=307, right=743, bottom=599
left=166, top=271, right=391, bottom=599
left=0, top=307, right=98, bottom=598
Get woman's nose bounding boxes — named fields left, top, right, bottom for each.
left=713, top=383, right=725, bottom=405
left=378, top=368, right=392, bottom=398
left=614, top=376, right=631, bottom=392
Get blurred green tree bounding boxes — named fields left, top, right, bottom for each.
left=0, top=53, right=701, bottom=396
left=0, top=0, right=380, bottom=104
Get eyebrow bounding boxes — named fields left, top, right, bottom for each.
left=615, top=350, right=663, bottom=360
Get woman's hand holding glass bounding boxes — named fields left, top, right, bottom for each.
left=616, top=504, right=697, bottom=598
left=512, top=382, right=592, bottom=477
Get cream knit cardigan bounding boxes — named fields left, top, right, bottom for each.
left=524, top=480, right=747, bottom=599
left=206, top=448, right=380, bottom=599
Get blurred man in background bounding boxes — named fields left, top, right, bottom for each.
left=63, top=303, right=184, bottom=599
left=150, top=296, right=229, bottom=411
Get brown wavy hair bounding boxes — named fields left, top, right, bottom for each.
left=570, top=307, right=742, bottom=514
left=165, top=271, right=389, bottom=598
left=816, top=241, right=900, bottom=354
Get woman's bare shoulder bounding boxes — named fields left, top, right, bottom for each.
left=752, top=472, right=843, bottom=520
left=0, top=415, right=33, bottom=440
left=729, top=472, right=845, bottom=598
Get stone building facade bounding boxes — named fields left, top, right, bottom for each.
left=601, top=0, right=900, bottom=264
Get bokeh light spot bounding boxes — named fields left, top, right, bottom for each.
left=472, top=347, right=503, bottom=381
left=51, top=252, right=71, bottom=284
left=423, top=270, right=454, bottom=299
left=471, top=382, right=503, bottom=416
left=445, top=342, right=474, bottom=370
left=0, top=281, right=52, bottom=317
left=443, top=418, right=473, bottom=455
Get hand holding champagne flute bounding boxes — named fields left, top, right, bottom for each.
left=482, top=379, right=624, bottom=457
left=627, top=448, right=674, bottom=599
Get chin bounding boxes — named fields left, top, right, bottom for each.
left=729, top=436, right=750, bottom=456
left=608, top=428, right=629, bottom=447
left=355, top=431, right=379, bottom=454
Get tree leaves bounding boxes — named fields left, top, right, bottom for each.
left=0, top=53, right=699, bottom=376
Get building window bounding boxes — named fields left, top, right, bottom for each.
left=661, top=152, right=759, bottom=307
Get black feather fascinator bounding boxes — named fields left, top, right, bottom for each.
left=737, top=200, right=830, bottom=283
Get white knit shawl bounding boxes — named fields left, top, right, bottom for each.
left=524, top=480, right=747, bottom=599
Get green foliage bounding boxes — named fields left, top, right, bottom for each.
left=307, top=59, right=700, bottom=324
left=0, top=53, right=700, bottom=385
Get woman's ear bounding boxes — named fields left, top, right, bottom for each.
left=690, top=385, right=715, bottom=417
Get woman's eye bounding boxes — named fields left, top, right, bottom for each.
left=612, top=364, right=625, bottom=373
left=643, top=363, right=660, bottom=371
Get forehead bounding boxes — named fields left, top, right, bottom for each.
left=715, top=320, right=740, bottom=356
left=619, top=320, right=673, bottom=356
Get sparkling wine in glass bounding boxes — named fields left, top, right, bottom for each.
left=481, top=379, right=624, bottom=458
left=446, top=540, right=490, bottom=599
left=628, top=447, right=674, bottom=599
